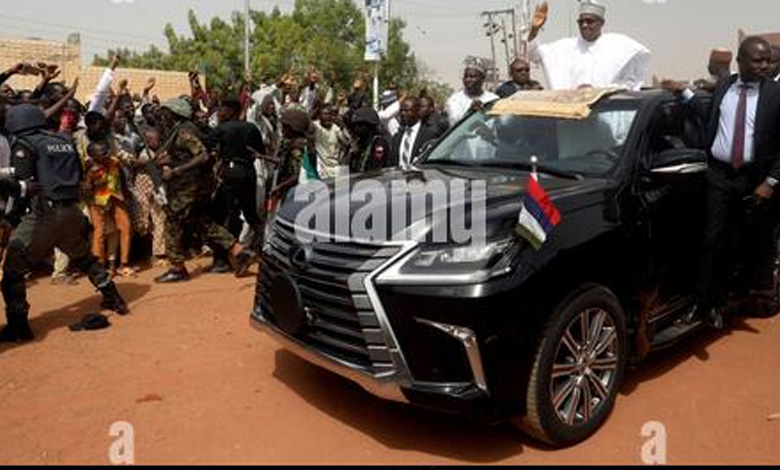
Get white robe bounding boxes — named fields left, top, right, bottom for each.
left=445, top=90, right=499, bottom=127
left=530, top=33, right=652, bottom=91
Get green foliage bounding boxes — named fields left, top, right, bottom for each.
left=92, top=0, right=449, bottom=99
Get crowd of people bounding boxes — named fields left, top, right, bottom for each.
left=0, top=22, right=479, bottom=341
left=0, top=54, right=466, bottom=290
left=0, top=0, right=779, bottom=342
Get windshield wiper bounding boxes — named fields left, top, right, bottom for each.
left=422, top=160, right=477, bottom=168
left=478, top=161, right=584, bottom=180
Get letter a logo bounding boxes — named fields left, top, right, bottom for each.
left=108, top=421, right=135, bottom=465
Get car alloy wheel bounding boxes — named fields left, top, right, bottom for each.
left=550, top=307, right=620, bottom=426
left=519, top=284, right=627, bottom=447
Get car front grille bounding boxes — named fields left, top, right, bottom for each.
left=256, top=218, right=400, bottom=374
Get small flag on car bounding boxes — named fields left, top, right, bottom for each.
left=515, top=174, right=561, bottom=250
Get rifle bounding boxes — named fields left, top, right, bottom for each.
left=132, top=122, right=183, bottom=207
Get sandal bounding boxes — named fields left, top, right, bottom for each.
left=118, top=266, right=137, bottom=278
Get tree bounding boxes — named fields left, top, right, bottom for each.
left=92, top=1, right=448, bottom=98
left=379, top=18, right=417, bottom=92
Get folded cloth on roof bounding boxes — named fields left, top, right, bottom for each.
left=488, top=87, right=625, bottom=120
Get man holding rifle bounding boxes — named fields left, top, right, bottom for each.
left=153, top=98, right=252, bottom=284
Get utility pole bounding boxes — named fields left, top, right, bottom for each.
left=500, top=16, right=511, bottom=71
left=244, top=0, right=251, bottom=78
left=511, top=8, right=519, bottom=59
left=517, top=0, right=532, bottom=60
left=481, top=8, right=517, bottom=80
left=481, top=11, right=499, bottom=84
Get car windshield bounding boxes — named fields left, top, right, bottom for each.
left=424, top=99, right=640, bottom=178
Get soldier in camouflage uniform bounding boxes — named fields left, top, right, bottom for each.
left=154, top=98, right=251, bottom=283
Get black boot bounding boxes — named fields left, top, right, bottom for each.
left=207, top=252, right=233, bottom=274
left=704, top=307, right=726, bottom=330
left=678, top=304, right=702, bottom=326
left=679, top=304, right=725, bottom=330
left=1, top=275, right=33, bottom=342
left=233, top=252, right=254, bottom=278
left=154, top=267, right=190, bottom=284
left=0, top=321, right=34, bottom=343
left=100, top=282, right=129, bottom=316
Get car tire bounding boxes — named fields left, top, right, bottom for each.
left=517, top=283, right=628, bottom=447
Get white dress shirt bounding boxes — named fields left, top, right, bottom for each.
left=710, top=80, right=760, bottom=165
left=399, top=122, right=421, bottom=170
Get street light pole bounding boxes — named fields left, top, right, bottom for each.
left=244, top=0, right=251, bottom=77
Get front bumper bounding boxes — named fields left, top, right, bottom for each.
left=251, top=314, right=409, bottom=403
left=252, top=312, right=509, bottom=423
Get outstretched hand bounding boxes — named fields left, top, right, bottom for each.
left=144, top=77, right=156, bottom=93
left=529, top=2, right=549, bottom=41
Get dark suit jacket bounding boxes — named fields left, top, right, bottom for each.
left=692, top=75, right=780, bottom=181
left=389, top=123, right=438, bottom=167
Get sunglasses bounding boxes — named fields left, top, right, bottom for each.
left=577, top=18, right=601, bottom=26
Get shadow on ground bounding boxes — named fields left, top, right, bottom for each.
left=271, top=349, right=553, bottom=463
left=0, top=282, right=151, bottom=354
left=270, top=312, right=775, bottom=461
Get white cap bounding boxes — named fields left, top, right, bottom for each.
left=579, top=0, right=606, bottom=19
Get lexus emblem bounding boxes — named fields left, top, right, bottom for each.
left=290, top=244, right=314, bottom=271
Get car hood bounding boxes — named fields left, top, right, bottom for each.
left=276, top=165, right=609, bottom=244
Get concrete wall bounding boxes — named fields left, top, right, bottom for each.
left=0, top=35, right=193, bottom=103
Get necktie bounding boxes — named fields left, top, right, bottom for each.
left=731, top=84, right=749, bottom=169
left=402, top=127, right=413, bottom=168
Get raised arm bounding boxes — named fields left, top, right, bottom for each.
left=89, top=55, right=120, bottom=113
left=45, top=77, right=79, bottom=120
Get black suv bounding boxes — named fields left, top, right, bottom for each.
left=251, top=90, right=780, bottom=447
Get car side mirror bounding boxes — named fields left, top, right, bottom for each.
left=650, top=149, right=708, bottom=177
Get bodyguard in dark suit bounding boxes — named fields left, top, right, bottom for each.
left=390, top=97, right=437, bottom=169
left=420, top=96, right=450, bottom=140
left=666, top=36, right=780, bottom=327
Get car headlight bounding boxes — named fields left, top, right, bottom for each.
left=376, top=238, right=520, bottom=285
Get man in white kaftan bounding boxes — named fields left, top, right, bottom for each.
left=528, top=1, right=652, bottom=91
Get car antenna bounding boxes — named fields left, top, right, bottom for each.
left=530, top=155, right=539, bottom=181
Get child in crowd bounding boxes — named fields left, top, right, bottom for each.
left=84, top=141, right=135, bottom=277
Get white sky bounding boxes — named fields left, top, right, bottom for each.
left=1, top=0, right=779, bottom=88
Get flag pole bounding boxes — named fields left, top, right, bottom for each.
left=530, top=155, right=539, bottom=181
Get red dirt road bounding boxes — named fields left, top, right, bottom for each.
left=0, top=260, right=779, bottom=464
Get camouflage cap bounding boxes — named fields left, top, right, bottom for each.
left=161, top=98, right=193, bottom=120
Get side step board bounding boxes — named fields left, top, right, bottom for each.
left=650, top=320, right=703, bottom=350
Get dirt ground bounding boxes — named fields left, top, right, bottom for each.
left=0, top=259, right=779, bottom=465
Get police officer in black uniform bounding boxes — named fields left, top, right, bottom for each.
left=210, top=98, right=267, bottom=275
left=0, top=104, right=129, bottom=343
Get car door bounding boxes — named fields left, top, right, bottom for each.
left=635, top=100, right=707, bottom=311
